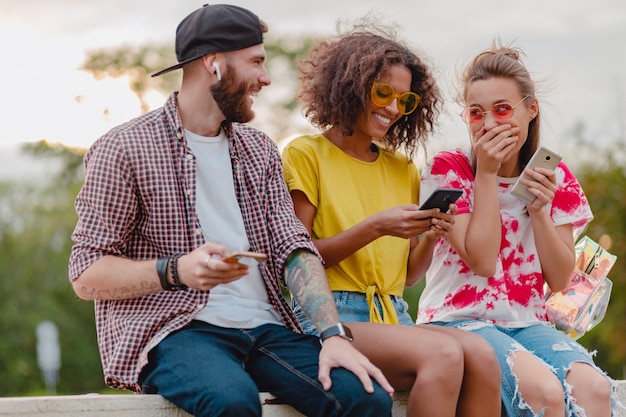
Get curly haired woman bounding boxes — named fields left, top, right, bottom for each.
left=282, top=19, right=501, bottom=417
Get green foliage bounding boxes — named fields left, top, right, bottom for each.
left=263, top=36, right=316, bottom=111
left=0, top=141, right=106, bottom=396
left=257, top=36, right=318, bottom=140
left=574, top=143, right=626, bottom=379
left=403, top=280, right=425, bottom=321
left=21, top=140, right=85, bottom=187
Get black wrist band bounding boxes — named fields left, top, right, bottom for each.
left=156, top=257, right=173, bottom=290
left=169, top=253, right=187, bottom=290
left=320, top=323, right=353, bottom=342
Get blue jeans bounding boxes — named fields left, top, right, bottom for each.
left=139, top=321, right=392, bottom=417
left=292, top=291, right=415, bottom=336
left=435, top=320, right=619, bottom=417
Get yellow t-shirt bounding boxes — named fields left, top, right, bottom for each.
left=282, top=134, right=420, bottom=323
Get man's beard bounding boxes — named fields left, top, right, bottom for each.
left=211, top=66, right=255, bottom=123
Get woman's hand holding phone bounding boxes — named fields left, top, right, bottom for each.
left=419, top=188, right=462, bottom=238
left=510, top=146, right=561, bottom=205
left=372, top=205, right=434, bottom=239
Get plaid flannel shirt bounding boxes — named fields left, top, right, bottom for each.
left=69, top=93, right=316, bottom=392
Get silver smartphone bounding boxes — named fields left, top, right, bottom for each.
left=510, top=146, right=562, bottom=204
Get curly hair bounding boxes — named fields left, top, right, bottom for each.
left=297, top=20, right=442, bottom=159
left=459, top=40, right=540, bottom=168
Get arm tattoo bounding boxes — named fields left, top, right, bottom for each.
left=97, top=281, right=159, bottom=299
left=284, top=249, right=340, bottom=332
left=77, top=281, right=159, bottom=300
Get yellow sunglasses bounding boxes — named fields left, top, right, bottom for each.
left=370, top=82, right=421, bottom=115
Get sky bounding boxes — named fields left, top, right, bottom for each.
left=1, top=0, right=625, bottom=164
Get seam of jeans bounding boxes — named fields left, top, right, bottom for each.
left=257, top=346, right=343, bottom=412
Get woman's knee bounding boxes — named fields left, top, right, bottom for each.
left=518, top=374, right=564, bottom=416
left=464, top=334, right=500, bottom=378
left=433, top=335, right=464, bottom=365
left=567, top=363, right=612, bottom=403
left=415, top=335, right=464, bottom=383
left=512, top=353, right=564, bottom=413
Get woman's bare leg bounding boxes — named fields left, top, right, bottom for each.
left=566, top=362, right=612, bottom=417
left=348, top=322, right=464, bottom=417
left=419, top=324, right=501, bottom=417
left=511, top=351, right=565, bottom=417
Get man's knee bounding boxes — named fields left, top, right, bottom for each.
left=326, top=369, right=393, bottom=417
left=349, top=384, right=393, bottom=416
left=193, top=385, right=262, bottom=417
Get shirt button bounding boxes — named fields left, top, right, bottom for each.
left=195, top=228, right=203, bottom=235
left=185, top=189, right=192, bottom=196
left=186, top=154, right=193, bottom=160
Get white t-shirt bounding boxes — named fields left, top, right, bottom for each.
left=186, top=129, right=282, bottom=328
left=416, top=147, right=593, bottom=327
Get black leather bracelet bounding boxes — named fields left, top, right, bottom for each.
left=169, top=253, right=187, bottom=290
left=156, top=257, right=173, bottom=291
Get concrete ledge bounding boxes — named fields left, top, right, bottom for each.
left=0, top=392, right=399, bottom=417
left=0, top=381, right=623, bottom=416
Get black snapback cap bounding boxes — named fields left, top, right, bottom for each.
left=151, top=4, right=263, bottom=77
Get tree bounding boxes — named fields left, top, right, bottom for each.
left=0, top=141, right=107, bottom=395
left=80, top=36, right=317, bottom=144
left=81, top=44, right=179, bottom=115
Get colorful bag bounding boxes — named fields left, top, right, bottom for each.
left=545, top=236, right=616, bottom=340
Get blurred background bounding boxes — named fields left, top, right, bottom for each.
left=0, top=0, right=624, bottom=396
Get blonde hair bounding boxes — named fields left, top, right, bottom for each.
left=460, top=40, right=540, bottom=167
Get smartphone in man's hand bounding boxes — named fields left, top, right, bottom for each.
left=222, top=251, right=267, bottom=264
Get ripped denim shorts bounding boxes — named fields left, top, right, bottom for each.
left=432, top=320, right=621, bottom=417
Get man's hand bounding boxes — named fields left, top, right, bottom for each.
left=318, top=337, right=394, bottom=395
left=177, top=243, right=250, bottom=291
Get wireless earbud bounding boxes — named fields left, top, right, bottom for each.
left=212, top=62, right=222, bottom=81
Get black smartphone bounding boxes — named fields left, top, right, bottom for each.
left=419, top=188, right=463, bottom=212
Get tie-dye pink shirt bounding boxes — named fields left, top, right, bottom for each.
left=416, top=147, right=593, bottom=327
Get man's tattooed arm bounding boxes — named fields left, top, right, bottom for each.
left=284, top=249, right=339, bottom=332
